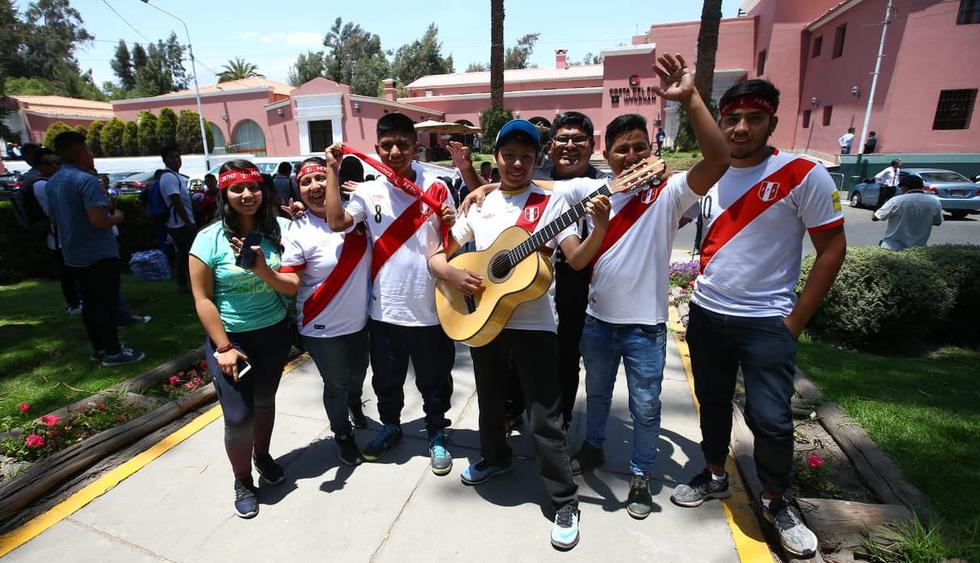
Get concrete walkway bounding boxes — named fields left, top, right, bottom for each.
left=5, top=329, right=750, bottom=562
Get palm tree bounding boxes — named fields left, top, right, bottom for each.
left=490, top=0, right=504, bottom=111
left=694, top=0, right=723, bottom=104
left=217, top=58, right=262, bottom=83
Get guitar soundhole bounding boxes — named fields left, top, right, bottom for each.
left=488, top=252, right=513, bottom=283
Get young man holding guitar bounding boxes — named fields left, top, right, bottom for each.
left=557, top=54, right=730, bottom=520
left=322, top=113, right=457, bottom=476
left=429, top=119, right=612, bottom=550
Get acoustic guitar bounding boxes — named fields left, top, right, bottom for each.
left=435, top=156, right=668, bottom=346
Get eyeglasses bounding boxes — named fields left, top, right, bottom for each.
left=552, top=135, right=591, bottom=147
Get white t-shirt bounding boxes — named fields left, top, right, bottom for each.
left=874, top=190, right=943, bottom=250
left=451, top=182, right=575, bottom=333
left=874, top=166, right=901, bottom=187
left=692, top=150, right=845, bottom=317
left=558, top=172, right=698, bottom=325
left=281, top=212, right=371, bottom=338
left=346, top=161, right=448, bottom=327
left=159, top=169, right=194, bottom=229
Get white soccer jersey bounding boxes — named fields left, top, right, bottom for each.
left=559, top=172, right=698, bottom=325
left=346, top=161, right=448, bottom=327
left=281, top=213, right=371, bottom=338
left=452, top=182, right=575, bottom=333
left=692, top=149, right=845, bottom=317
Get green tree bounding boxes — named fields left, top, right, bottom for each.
left=86, top=120, right=104, bottom=157
left=137, top=111, right=159, bottom=155
left=131, top=43, right=148, bottom=71
left=133, top=43, right=174, bottom=97
left=504, top=33, right=539, bottom=70
left=161, top=33, right=187, bottom=90
left=466, top=62, right=489, bottom=72
left=288, top=51, right=326, bottom=86
left=0, top=0, right=17, bottom=137
left=490, top=0, right=504, bottom=111
left=322, top=18, right=388, bottom=91
left=350, top=52, right=390, bottom=97
left=390, top=24, right=453, bottom=86
left=123, top=120, right=139, bottom=156
left=10, top=0, right=93, bottom=82
left=176, top=110, right=209, bottom=153
left=100, top=117, right=125, bottom=156
left=156, top=107, right=178, bottom=149
left=42, top=121, right=72, bottom=149
left=479, top=108, right=512, bottom=154
left=72, top=124, right=87, bottom=138
left=111, top=39, right=135, bottom=90
left=4, top=76, right=58, bottom=95
left=218, top=57, right=261, bottom=82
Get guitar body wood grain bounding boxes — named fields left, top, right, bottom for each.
left=435, top=226, right=554, bottom=347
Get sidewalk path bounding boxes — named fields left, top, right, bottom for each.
left=4, top=327, right=755, bottom=562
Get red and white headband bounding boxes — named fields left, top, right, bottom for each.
left=218, top=167, right=263, bottom=190
left=720, top=96, right=776, bottom=118
left=297, top=164, right=329, bottom=180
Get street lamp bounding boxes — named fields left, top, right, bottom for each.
left=140, top=0, right=211, bottom=171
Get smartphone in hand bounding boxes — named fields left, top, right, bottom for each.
left=235, top=230, right=263, bottom=269
left=237, top=357, right=252, bottom=379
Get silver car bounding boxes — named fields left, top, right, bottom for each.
left=848, top=168, right=980, bottom=219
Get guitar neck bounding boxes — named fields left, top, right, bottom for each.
left=509, top=183, right=612, bottom=264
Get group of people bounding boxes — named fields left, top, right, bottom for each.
left=179, top=55, right=844, bottom=558
left=838, top=127, right=878, bottom=155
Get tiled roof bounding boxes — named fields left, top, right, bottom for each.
left=406, top=65, right=603, bottom=89
left=12, top=96, right=114, bottom=118
left=160, top=76, right=292, bottom=97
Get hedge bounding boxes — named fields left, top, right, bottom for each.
left=0, top=196, right=159, bottom=285
left=799, top=245, right=980, bottom=347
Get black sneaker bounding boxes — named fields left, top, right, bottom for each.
left=626, top=474, right=654, bottom=519
left=253, top=453, right=285, bottom=485
left=101, top=347, right=146, bottom=367
left=234, top=479, right=258, bottom=518
left=349, top=402, right=368, bottom=430
left=570, top=442, right=604, bottom=475
left=670, top=469, right=731, bottom=507
left=336, top=433, right=363, bottom=466
left=550, top=504, right=581, bottom=550
left=362, top=424, right=402, bottom=461
left=764, top=496, right=819, bottom=558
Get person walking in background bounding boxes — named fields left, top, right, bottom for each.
left=159, top=145, right=197, bottom=293
left=45, top=132, right=145, bottom=367
left=873, top=175, right=943, bottom=250
left=189, top=159, right=294, bottom=519
left=838, top=127, right=855, bottom=155
left=863, top=131, right=878, bottom=154
left=655, top=126, right=666, bottom=156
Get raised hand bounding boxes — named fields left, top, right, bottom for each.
left=652, top=53, right=696, bottom=103
left=324, top=143, right=344, bottom=171
left=280, top=197, right=306, bottom=218
left=447, top=141, right=473, bottom=171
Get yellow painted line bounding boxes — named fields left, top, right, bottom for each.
left=0, top=353, right=308, bottom=557
left=669, top=308, right=772, bottom=563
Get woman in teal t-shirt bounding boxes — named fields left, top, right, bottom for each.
left=189, top=159, right=297, bottom=519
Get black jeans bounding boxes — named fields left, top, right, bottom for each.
left=369, top=320, right=454, bottom=436
left=75, top=257, right=122, bottom=354
left=302, top=327, right=369, bottom=437
left=168, top=223, right=197, bottom=290
left=555, top=261, right=590, bottom=425
left=54, top=248, right=80, bottom=309
left=471, top=329, right=578, bottom=511
left=686, top=302, right=798, bottom=498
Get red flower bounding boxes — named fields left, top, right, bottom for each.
left=96, top=403, right=107, bottom=411
left=40, top=415, right=60, bottom=427
left=25, top=434, right=45, bottom=449
left=806, top=454, right=825, bottom=469
left=18, top=402, right=30, bottom=413
left=169, top=375, right=180, bottom=386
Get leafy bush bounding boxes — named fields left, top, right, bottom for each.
left=799, top=247, right=959, bottom=346
left=123, top=120, right=139, bottom=156
left=86, top=120, right=104, bottom=157
left=137, top=110, right=159, bottom=156
left=907, top=245, right=980, bottom=340
left=101, top=117, right=125, bottom=156
left=42, top=121, right=72, bottom=149
left=156, top=107, right=178, bottom=150
left=479, top=108, right=513, bottom=154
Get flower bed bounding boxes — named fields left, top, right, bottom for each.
left=143, top=358, right=213, bottom=400
left=668, top=260, right=698, bottom=304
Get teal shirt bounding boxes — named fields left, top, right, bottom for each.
left=190, top=218, right=290, bottom=333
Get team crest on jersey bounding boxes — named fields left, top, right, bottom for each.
left=758, top=181, right=781, bottom=202
left=524, top=207, right=540, bottom=223
left=640, top=187, right=656, bottom=204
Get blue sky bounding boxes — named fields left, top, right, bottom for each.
left=19, top=1, right=742, bottom=88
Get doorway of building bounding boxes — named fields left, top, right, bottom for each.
left=309, top=120, right=333, bottom=153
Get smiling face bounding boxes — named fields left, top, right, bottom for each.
left=494, top=137, right=538, bottom=190
left=719, top=108, right=777, bottom=163
left=225, top=181, right=263, bottom=216
left=548, top=125, right=593, bottom=179
left=298, top=172, right=328, bottom=216
left=604, top=129, right=651, bottom=177
left=376, top=132, right=417, bottom=179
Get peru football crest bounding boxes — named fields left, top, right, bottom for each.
left=758, top=181, right=781, bottom=202
left=524, top=206, right=540, bottom=223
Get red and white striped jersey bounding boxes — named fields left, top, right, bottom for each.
left=693, top=149, right=844, bottom=317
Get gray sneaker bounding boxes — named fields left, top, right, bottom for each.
left=764, top=496, right=818, bottom=558
left=429, top=430, right=452, bottom=476
left=670, top=469, right=732, bottom=507
left=102, top=347, right=146, bottom=367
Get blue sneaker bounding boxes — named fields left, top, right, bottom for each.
left=429, top=430, right=453, bottom=476
left=551, top=504, right=581, bottom=550
left=460, top=459, right=511, bottom=485
left=233, top=479, right=258, bottom=519
left=362, top=424, right=402, bottom=461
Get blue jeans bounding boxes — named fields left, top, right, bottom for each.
left=580, top=314, right=667, bottom=476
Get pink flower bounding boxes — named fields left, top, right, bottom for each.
left=169, top=375, right=180, bottom=386
left=96, top=403, right=107, bottom=411
left=25, top=434, right=45, bottom=449
left=18, top=402, right=30, bottom=413
left=40, top=415, right=60, bottom=427
left=806, top=454, right=825, bottom=469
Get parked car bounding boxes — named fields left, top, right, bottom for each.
left=112, top=171, right=190, bottom=195
left=848, top=168, right=980, bottom=219
left=0, top=172, right=22, bottom=192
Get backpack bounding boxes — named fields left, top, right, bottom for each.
left=12, top=176, right=50, bottom=233
left=140, top=171, right=176, bottom=223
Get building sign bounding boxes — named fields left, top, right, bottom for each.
left=609, top=74, right=657, bottom=105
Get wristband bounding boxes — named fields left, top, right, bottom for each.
left=215, top=343, right=234, bottom=354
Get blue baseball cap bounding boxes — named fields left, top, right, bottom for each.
left=494, top=119, right=541, bottom=151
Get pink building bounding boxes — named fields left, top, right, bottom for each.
left=2, top=96, right=114, bottom=144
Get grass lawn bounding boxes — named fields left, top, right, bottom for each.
left=796, top=340, right=980, bottom=559
left=0, top=275, right=204, bottom=429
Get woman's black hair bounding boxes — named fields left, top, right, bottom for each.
left=217, top=159, right=282, bottom=250
left=339, top=155, right=365, bottom=184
